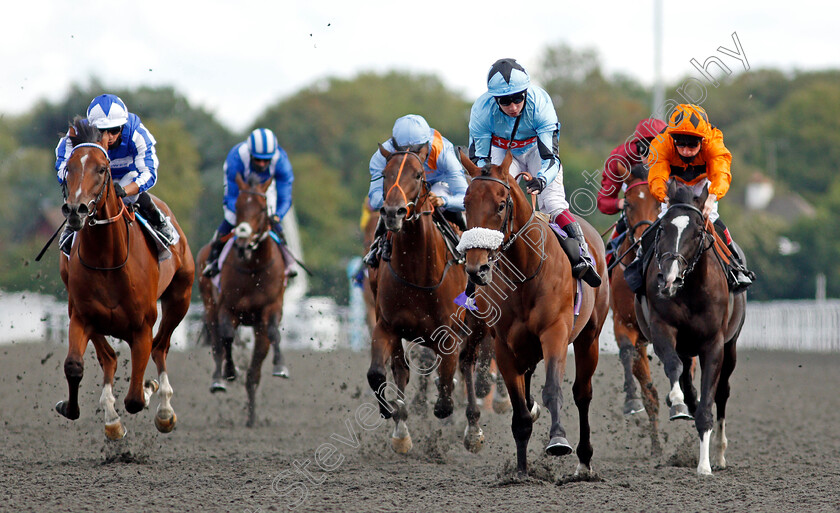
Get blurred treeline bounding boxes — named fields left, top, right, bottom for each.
left=2, top=44, right=838, bottom=303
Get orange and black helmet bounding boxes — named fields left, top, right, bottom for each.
left=668, top=104, right=710, bottom=138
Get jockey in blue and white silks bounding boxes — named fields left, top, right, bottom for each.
left=202, top=128, right=298, bottom=278
left=462, top=58, right=601, bottom=290
left=54, top=94, right=175, bottom=252
left=368, top=114, right=468, bottom=214
left=363, top=114, right=469, bottom=267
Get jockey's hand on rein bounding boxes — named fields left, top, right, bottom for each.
left=525, top=176, right=546, bottom=195
left=113, top=183, right=127, bottom=198
left=270, top=214, right=281, bottom=225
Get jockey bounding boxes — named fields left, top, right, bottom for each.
left=646, top=103, right=754, bottom=292
left=468, top=58, right=600, bottom=287
left=202, top=128, right=297, bottom=278
left=598, top=118, right=667, bottom=267
left=362, top=114, right=468, bottom=267
left=55, top=94, right=175, bottom=253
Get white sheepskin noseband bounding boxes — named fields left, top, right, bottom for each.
left=457, top=228, right=504, bottom=253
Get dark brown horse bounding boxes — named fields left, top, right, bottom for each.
left=197, top=173, right=287, bottom=427
left=459, top=151, right=609, bottom=477
left=607, top=163, right=662, bottom=455
left=56, top=119, right=194, bottom=439
left=635, top=181, right=745, bottom=475
left=367, top=144, right=487, bottom=453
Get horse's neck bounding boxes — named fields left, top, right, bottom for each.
left=235, top=235, right=279, bottom=269
left=504, top=192, right=545, bottom=276
left=390, top=216, right=445, bottom=271
left=76, top=196, right=129, bottom=267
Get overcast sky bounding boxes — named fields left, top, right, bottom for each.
left=1, top=1, right=835, bottom=132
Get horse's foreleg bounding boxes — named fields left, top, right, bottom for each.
left=680, top=355, right=699, bottom=417
left=56, top=316, right=88, bottom=421
left=367, top=323, right=397, bottom=420
left=616, top=328, right=644, bottom=416
left=696, top=338, right=725, bottom=476
left=542, top=326, right=573, bottom=459
left=495, top=338, right=532, bottom=476
left=271, top=327, right=289, bottom=379
left=389, top=340, right=413, bottom=453
left=208, top=314, right=227, bottom=393
left=218, top=311, right=238, bottom=382
left=460, top=317, right=486, bottom=453
left=713, top=340, right=737, bottom=469
left=246, top=322, right=273, bottom=428
left=150, top=290, right=189, bottom=434
left=125, top=326, right=153, bottom=414
left=90, top=334, right=126, bottom=440
left=572, top=337, right=599, bottom=477
left=433, top=349, right=457, bottom=420
left=632, top=341, right=661, bottom=456
left=649, top=323, right=690, bottom=420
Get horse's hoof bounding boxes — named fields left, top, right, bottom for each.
left=574, top=463, right=593, bottom=478
left=224, top=366, right=238, bottom=381
left=669, top=404, right=693, bottom=421
left=55, top=401, right=79, bottom=420
left=697, top=463, right=713, bottom=476
left=623, top=398, right=645, bottom=416
left=272, top=365, right=290, bottom=378
left=463, top=425, right=485, bottom=453
left=210, top=381, right=227, bottom=393
left=391, top=435, right=413, bottom=454
left=433, top=398, right=454, bottom=419
left=545, top=436, right=573, bottom=456
left=144, top=379, right=160, bottom=394
left=104, top=421, right=127, bottom=441
left=492, top=396, right=512, bottom=414
left=529, top=403, right=541, bottom=422
left=154, top=412, right=177, bottom=433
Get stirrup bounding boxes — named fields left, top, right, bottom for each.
left=202, top=261, right=220, bottom=278
left=363, top=247, right=380, bottom=268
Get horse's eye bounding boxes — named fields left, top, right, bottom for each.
left=98, top=166, right=107, bottom=175
left=415, top=172, right=422, bottom=179
left=497, top=202, right=506, bottom=213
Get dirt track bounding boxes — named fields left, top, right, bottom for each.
left=1, top=340, right=839, bottom=512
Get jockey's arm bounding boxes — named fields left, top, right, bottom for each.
left=130, top=122, right=159, bottom=195
left=435, top=142, right=468, bottom=211
left=704, top=128, right=733, bottom=200
left=597, top=153, right=626, bottom=215
left=367, top=146, right=388, bottom=210
left=467, top=100, right=493, bottom=166
left=273, top=149, right=295, bottom=220
left=222, top=149, right=245, bottom=216
left=535, top=126, right=560, bottom=185
left=646, top=133, right=673, bottom=203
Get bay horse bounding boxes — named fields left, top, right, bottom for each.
left=459, top=150, right=609, bottom=477
left=367, top=143, right=488, bottom=454
left=361, top=204, right=380, bottom=335
left=56, top=118, right=194, bottom=440
left=197, top=173, right=287, bottom=428
left=635, top=180, right=745, bottom=475
left=607, top=163, right=662, bottom=455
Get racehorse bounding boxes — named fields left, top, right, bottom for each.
left=607, top=163, right=662, bottom=455
left=197, top=173, right=288, bottom=427
left=367, top=143, right=487, bottom=454
left=635, top=180, right=745, bottom=475
left=458, top=150, right=609, bottom=477
left=56, top=118, right=194, bottom=439
left=361, top=205, right=380, bottom=335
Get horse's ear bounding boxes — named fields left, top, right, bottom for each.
left=500, top=151, right=513, bottom=175
left=417, top=144, right=430, bottom=161
left=697, top=182, right=709, bottom=206
left=666, top=179, right=677, bottom=201
left=378, top=144, right=391, bottom=160
left=235, top=172, right=246, bottom=190
left=458, top=147, right=481, bottom=178
left=259, top=176, right=274, bottom=193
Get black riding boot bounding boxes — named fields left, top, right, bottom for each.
left=442, top=209, right=468, bottom=232
left=59, top=225, right=74, bottom=255
left=363, top=216, right=388, bottom=268
left=714, top=219, right=754, bottom=293
left=136, top=192, right=175, bottom=245
left=562, top=221, right=602, bottom=287
left=202, top=233, right=227, bottom=277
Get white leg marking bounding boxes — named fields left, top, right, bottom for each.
left=157, top=372, right=174, bottom=417
left=698, top=430, right=713, bottom=475
left=668, top=382, right=685, bottom=406
left=574, top=462, right=592, bottom=478
left=100, top=383, right=121, bottom=426
left=714, top=418, right=728, bottom=468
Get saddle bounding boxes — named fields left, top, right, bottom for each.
left=431, top=208, right=465, bottom=263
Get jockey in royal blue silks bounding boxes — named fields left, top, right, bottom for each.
left=362, top=114, right=469, bottom=267
left=202, top=127, right=298, bottom=278
left=466, top=58, right=601, bottom=287
left=55, top=94, right=176, bottom=253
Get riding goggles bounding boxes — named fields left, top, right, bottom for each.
left=495, top=92, right=526, bottom=106
left=671, top=134, right=702, bottom=148
left=99, top=126, right=123, bottom=135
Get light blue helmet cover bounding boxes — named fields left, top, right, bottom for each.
left=486, top=58, right=530, bottom=96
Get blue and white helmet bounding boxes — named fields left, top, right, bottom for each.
left=86, top=94, right=129, bottom=129
left=247, top=128, right=278, bottom=159
left=392, top=114, right=432, bottom=147
left=486, top=58, right=530, bottom=97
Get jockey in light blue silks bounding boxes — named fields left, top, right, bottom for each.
left=55, top=94, right=175, bottom=253
left=466, top=58, right=600, bottom=287
left=362, top=114, right=469, bottom=267
left=201, top=128, right=298, bottom=278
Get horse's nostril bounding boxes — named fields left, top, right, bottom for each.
left=77, top=204, right=89, bottom=216
left=379, top=208, right=386, bottom=216
left=396, top=208, right=407, bottom=217
left=61, top=204, right=71, bottom=216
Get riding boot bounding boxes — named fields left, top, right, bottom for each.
left=363, top=216, right=387, bottom=267
left=136, top=191, right=175, bottom=245
left=714, top=219, right=754, bottom=293
left=202, top=234, right=227, bottom=278
left=442, top=209, right=468, bottom=232
left=59, top=225, right=74, bottom=255
left=272, top=224, right=299, bottom=278
left=562, top=221, right=602, bottom=287
left=605, top=215, right=628, bottom=269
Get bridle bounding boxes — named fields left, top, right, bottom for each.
left=384, top=151, right=432, bottom=221
left=654, top=202, right=713, bottom=283
left=236, top=189, right=272, bottom=252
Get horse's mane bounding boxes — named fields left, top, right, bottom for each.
left=68, top=117, right=101, bottom=146
left=669, top=183, right=696, bottom=205
left=630, top=163, right=648, bottom=181
left=246, top=173, right=262, bottom=187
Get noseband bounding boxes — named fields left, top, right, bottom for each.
left=654, top=202, right=713, bottom=281
left=237, top=189, right=271, bottom=251
left=384, top=151, right=431, bottom=221
left=464, top=173, right=536, bottom=260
